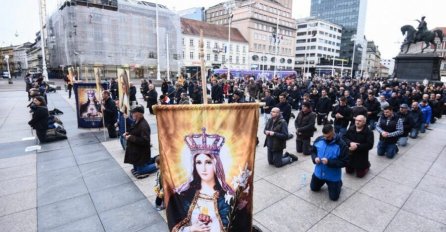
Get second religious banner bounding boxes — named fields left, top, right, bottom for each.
left=155, top=104, right=259, bottom=232
left=73, top=82, right=108, bottom=128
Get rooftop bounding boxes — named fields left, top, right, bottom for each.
left=181, top=18, right=248, bottom=43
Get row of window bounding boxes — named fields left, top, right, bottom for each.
left=252, top=55, right=293, bottom=64
left=296, top=30, right=341, bottom=39
left=253, top=43, right=293, bottom=55
left=253, top=23, right=294, bottom=36
left=297, top=23, right=341, bottom=33
left=253, top=33, right=292, bottom=46
left=296, top=46, right=340, bottom=53
left=295, top=53, right=339, bottom=59
left=254, top=3, right=291, bottom=18
left=182, top=38, right=247, bottom=53
left=184, top=51, right=247, bottom=64
left=253, top=13, right=294, bottom=28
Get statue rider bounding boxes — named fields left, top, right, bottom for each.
left=416, top=16, right=427, bottom=39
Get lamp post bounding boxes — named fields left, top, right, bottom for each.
left=4, top=55, right=12, bottom=84
left=350, top=34, right=357, bottom=78
left=224, top=1, right=235, bottom=80
left=155, top=1, right=160, bottom=80
left=38, top=0, right=48, bottom=81
left=273, top=9, right=280, bottom=78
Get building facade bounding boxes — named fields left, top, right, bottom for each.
left=310, top=0, right=368, bottom=76
left=181, top=18, right=249, bottom=77
left=47, top=0, right=182, bottom=79
left=206, top=0, right=296, bottom=71
left=380, top=59, right=395, bottom=75
left=178, top=7, right=205, bottom=21
left=13, top=42, right=32, bottom=71
left=365, top=41, right=381, bottom=79
left=295, top=17, right=342, bottom=76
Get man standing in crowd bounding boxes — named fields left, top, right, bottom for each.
left=295, top=102, right=316, bottom=156
left=276, top=93, right=292, bottom=125
left=262, top=90, right=276, bottom=119
left=376, top=106, right=403, bottom=159
left=264, top=107, right=298, bottom=168
left=315, top=89, right=332, bottom=125
left=351, top=98, right=368, bottom=122
left=342, top=115, right=374, bottom=178
left=124, top=106, right=157, bottom=179
left=419, top=99, right=432, bottom=133
left=396, top=104, right=414, bottom=147
left=331, top=97, right=352, bottom=137
left=310, top=124, right=349, bottom=201
left=102, top=90, right=118, bottom=138
left=110, top=78, right=118, bottom=100
left=364, top=93, right=381, bottom=130
left=145, top=84, right=158, bottom=115
left=409, top=101, right=423, bottom=139
left=211, top=79, right=224, bottom=103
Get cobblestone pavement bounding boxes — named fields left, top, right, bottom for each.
left=1, top=79, right=445, bottom=232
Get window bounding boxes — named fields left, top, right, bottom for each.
left=243, top=57, right=246, bottom=64
left=236, top=56, right=239, bottom=64
left=222, top=55, right=226, bottom=62
left=214, top=54, right=218, bottom=62
left=207, top=54, right=210, bottom=61
left=229, top=55, right=233, bottom=63
left=206, top=41, right=210, bottom=48
left=214, top=42, right=218, bottom=48
left=252, top=55, right=259, bottom=61
left=190, top=52, right=194, bottom=60
left=236, top=45, right=239, bottom=52
left=190, top=39, right=194, bottom=47
left=243, top=46, right=246, bottom=53
left=182, top=38, right=185, bottom=46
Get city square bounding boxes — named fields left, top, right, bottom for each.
left=1, top=0, right=446, bottom=232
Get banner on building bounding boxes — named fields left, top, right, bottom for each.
left=73, top=82, right=108, bottom=128
left=155, top=104, right=259, bottom=232
left=117, top=67, right=130, bottom=115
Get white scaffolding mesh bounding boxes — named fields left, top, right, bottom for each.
left=47, top=0, right=182, bottom=78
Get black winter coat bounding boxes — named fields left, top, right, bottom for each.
left=397, top=112, right=414, bottom=137
left=316, top=96, right=332, bottom=114
left=264, top=117, right=288, bottom=152
left=331, top=105, right=352, bottom=128
left=364, top=98, right=381, bottom=120
left=276, top=102, right=292, bottom=123
left=124, top=118, right=152, bottom=166
left=103, top=97, right=117, bottom=125
left=343, top=126, right=374, bottom=169
left=409, top=108, right=423, bottom=129
left=145, top=89, right=158, bottom=106
left=28, top=106, right=49, bottom=131
left=295, top=111, right=316, bottom=138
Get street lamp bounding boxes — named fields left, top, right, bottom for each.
left=4, top=55, right=12, bottom=84
left=224, top=1, right=235, bottom=79
left=351, top=34, right=357, bottom=78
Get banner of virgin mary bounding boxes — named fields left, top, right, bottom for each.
left=155, top=104, right=259, bottom=232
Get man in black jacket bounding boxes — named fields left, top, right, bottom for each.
left=101, top=90, right=118, bottom=138
left=331, top=97, right=352, bottom=137
left=110, top=78, right=119, bottom=100
left=364, top=93, right=380, bottom=130
left=409, top=101, right=423, bottom=139
left=396, top=104, right=414, bottom=147
left=315, top=89, right=332, bottom=125
left=376, top=106, right=403, bottom=159
left=211, top=80, right=224, bottom=103
left=295, top=102, right=316, bottom=156
left=264, top=107, right=297, bottom=168
left=124, top=106, right=156, bottom=179
left=276, top=93, right=292, bottom=125
left=145, top=84, right=158, bottom=114
left=342, top=115, right=374, bottom=178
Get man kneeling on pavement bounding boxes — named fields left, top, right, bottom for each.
left=310, top=124, right=349, bottom=201
left=124, top=106, right=157, bottom=179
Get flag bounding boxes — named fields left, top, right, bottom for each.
left=155, top=103, right=259, bottom=232
left=117, top=67, right=130, bottom=116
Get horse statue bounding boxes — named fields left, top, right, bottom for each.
left=400, top=25, right=444, bottom=53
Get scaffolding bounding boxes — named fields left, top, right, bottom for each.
left=47, top=0, right=182, bottom=79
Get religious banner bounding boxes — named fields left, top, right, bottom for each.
left=73, top=82, right=108, bottom=128
left=117, top=67, right=130, bottom=115
left=155, top=104, right=259, bottom=232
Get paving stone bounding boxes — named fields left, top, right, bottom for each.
left=78, top=158, right=122, bottom=177
left=38, top=176, right=88, bottom=207
left=90, top=182, right=146, bottom=213
left=294, top=186, right=355, bottom=211
left=47, top=215, right=105, bottom=232
left=359, top=176, right=412, bottom=208
left=0, top=140, right=37, bottom=158
left=0, top=190, right=36, bottom=217
left=37, top=140, right=71, bottom=153
left=72, top=143, right=104, bottom=156
left=263, top=164, right=312, bottom=193
left=68, top=137, right=100, bottom=147
left=255, top=194, right=328, bottom=232
left=251, top=219, right=271, bottom=232
left=0, top=208, right=36, bottom=232
left=253, top=159, right=281, bottom=179
left=307, top=214, right=366, bottom=232
left=37, top=166, right=81, bottom=188
left=38, top=194, right=97, bottom=231
left=253, top=179, right=290, bottom=214
left=99, top=199, right=159, bottom=232
left=0, top=153, right=35, bottom=169
left=74, top=150, right=111, bottom=165
left=427, top=161, right=446, bottom=179
left=342, top=170, right=375, bottom=190
left=83, top=168, right=132, bottom=192
left=333, top=192, right=399, bottom=232
left=0, top=175, right=36, bottom=197
left=385, top=210, right=446, bottom=232
left=36, top=148, right=73, bottom=162
left=394, top=156, right=433, bottom=173
left=136, top=220, right=170, bottom=232
left=378, top=163, right=425, bottom=188
left=37, top=155, right=78, bottom=174
left=416, top=174, right=446, bottom=198
left=402, top=189, right=446, bottom=224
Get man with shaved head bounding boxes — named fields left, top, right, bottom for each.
left=342, top=115, right=374, bottom=178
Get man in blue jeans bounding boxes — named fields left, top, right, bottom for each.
left=376, top=106, right=403, bottom=159
left=310, top=124, right=349, bottom=201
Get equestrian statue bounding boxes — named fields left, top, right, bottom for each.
left=400, top=16, right=444, bottom=53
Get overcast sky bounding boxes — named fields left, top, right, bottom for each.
left=1, top=0, right=445, bottom=58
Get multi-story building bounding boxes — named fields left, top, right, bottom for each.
left=310, top=0, right=368, bottom=76
left=13, top=42, right=32, bottom=71
left=380, top=59, right=395, bottom=75
left=206, top=0, right=296, bottom=71
left=379, top=64, right=389, bottom=78
left=178, top=7, right=205, bottom=21
left=181, top=18, right=249, bottom=78
left=0, top=46, right=15, bottom=73
left=47, top=0, right=182, bottom=79
left=295, top=17, right=342, bottom=76
left=365, top=41, right=381, bottom=79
